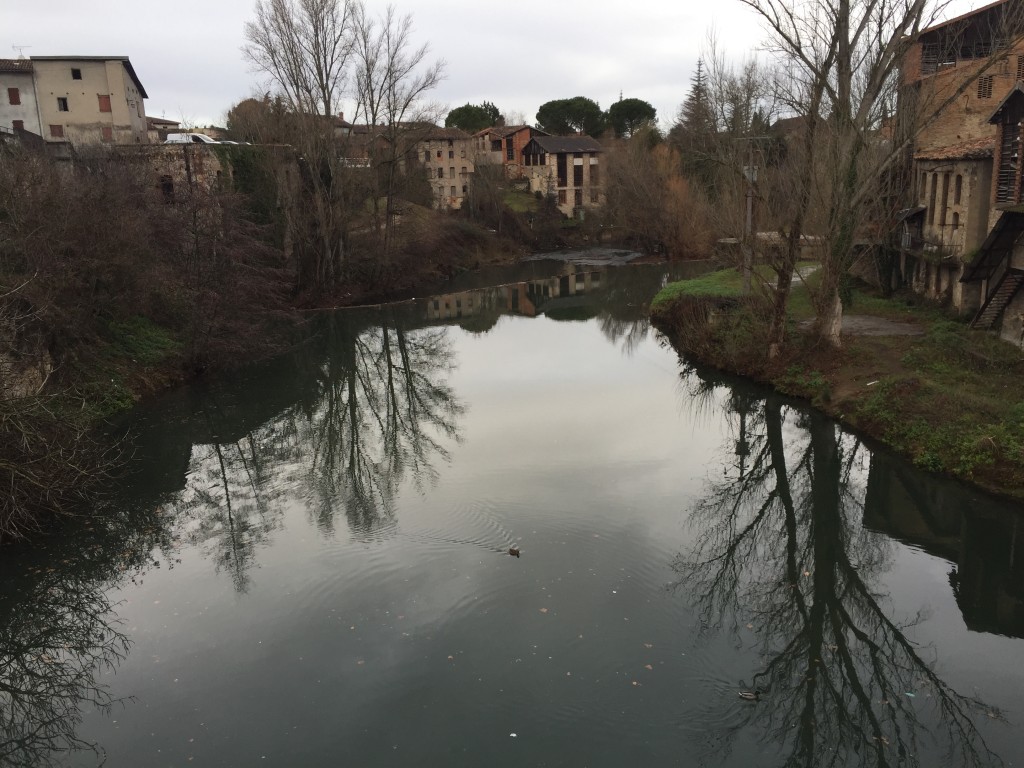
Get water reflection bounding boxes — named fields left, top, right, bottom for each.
left=0, top=504, right=170, bottom=766
left=675, top=367, right=1005, bottom=767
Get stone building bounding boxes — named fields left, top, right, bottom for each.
left=520, top=135, right=603, bottom=217
left=414, top=127, right=475, bottom=209
left=898, top=0, right=1024, bottom=344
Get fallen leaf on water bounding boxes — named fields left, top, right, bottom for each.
left=539, top=608, right=548, bottom=614
left=643, top=643, right=653, bottom=649
left=644, top=664, right=653, bottom=671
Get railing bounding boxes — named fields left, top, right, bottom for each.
left=901, top=232, right=962, bottom=260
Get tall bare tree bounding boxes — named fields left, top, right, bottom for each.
left=244, top=0, right=355, bottom=289
left=351, top=3, right=445, bottom=260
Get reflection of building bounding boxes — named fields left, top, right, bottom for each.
left=424, top=267, right=606, bottom=323
left=864, top=452, right=1024, bottom=637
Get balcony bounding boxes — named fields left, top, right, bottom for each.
left=901, top=232, right=962, bottom=263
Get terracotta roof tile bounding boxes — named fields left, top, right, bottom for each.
left=914, top=137, right=995, bottom=160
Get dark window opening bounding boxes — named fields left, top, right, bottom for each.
left=448, top=150, right=454, bottom=159
left=978, top=75, right=994, bottom=99
left=57, top=97, right=69, bottom=112
left=590, top=164, right=599, bottom=185
left=557, top=154, right=567, bottom=186
left=159, top=175, right=175, bottom=202
left=71, top=68, right=82, bottom=80
left=7, top=87, right=19, bottom=105
left=573, top=164, right=583, bottom=186
left=506, top=137, right=514, bottom=161
left=12, top=120, right=23, bottom=131
left=574, top=189, right=583, bottom=207
left=558, top=189, right=567, bottom=204
left=954, top=174, right=962, bottom=204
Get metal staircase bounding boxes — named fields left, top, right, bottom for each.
left=970, top=269, right=1024, bottom=329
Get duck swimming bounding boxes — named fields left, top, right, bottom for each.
left=508, top=546, right=520, bottom=558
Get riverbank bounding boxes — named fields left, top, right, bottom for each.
left=650, top=266, right=1024, bottom=501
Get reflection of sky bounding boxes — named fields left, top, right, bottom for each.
left=67, top=302, right=1024, bottom=767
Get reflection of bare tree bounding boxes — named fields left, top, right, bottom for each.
left=181, top=436, right=283, bottom=593
left=0, top=570, right=130, bottom=767
left=675, top=371, right=1001, bottom=768
left=300, top=310, right=463, bottom=537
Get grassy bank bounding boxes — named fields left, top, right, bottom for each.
left=651, top=266, right=1024, bottom=500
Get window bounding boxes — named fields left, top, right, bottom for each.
left=12, top=120, right=23, bottom=131
left=57, top=97, right=69, bottom=112
left=558, top=189, right=567, bottom=204
left=101, top=126, right=113, bottom=142
left=159, top=175, right=175, bottom=202
left=450, top=185, right=456, bottom=197
left=49, top=124, right=64, bottom=138
left=437, top=167, right=444, bottom=179
left=491, top=139, right=502, bottom=152
left=574, top=164, right=583, bottom=186
left=1018, top=55, right=1024, bottom=81
left=952, top=212, right=960, bottom=230
left=460, top=149, right=466, bottom=158
left=447, top=139, right=453, bottom=147
left=574, top=189, right=583, bottom=207
left=921, top=172, right=927, bottom=200
left=506, top=137, right=514, bottom=161
left=437, top=150, right=442, bottom=158
left=590, top=164, right=599, bottom=185
left=462, top=184, right=468, bottom=193
left=449, top=166, right=455, bottom=178
left=448, top=150, right=454, bottom=159
left=424, top=150, right=430, bottom=162
left=928, top=173, right=937, bottom=225
left=461, top=166, right=466, bottom=175
left=954, top=174, right=962, bottom=205
left=978, top=75, right=993, bottom=99
left=590, top=189, right=599, bottom=203
left=7, top=87, right=19, bottom=105
left=71, top=68, right=82, bottom=80
left=98, top=94, right=111, bottom=113
left=939, top=172, right=950, bottom=226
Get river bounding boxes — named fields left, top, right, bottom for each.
left=2, top=256, right=1023, bottom=767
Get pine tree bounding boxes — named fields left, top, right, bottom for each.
left=670, top=60, right=718, bottom=192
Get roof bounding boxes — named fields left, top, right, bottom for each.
left=30, top=56, right=148, bottom=99
left=920, top=0, right=1010, bottom=36
left=914, top=137, right=995, bottom=160
left=473, top=124, right=549, bottom=139
left=147, top=116, right=180, bottom=128
left=420, top=126, right=470, bottom=140
left=0, top=58, right=33, bottom=73
left=988, top=82, right=1024, bottom=124
left=526, top=135, right=603, bottom=154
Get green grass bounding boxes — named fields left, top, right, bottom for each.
left=503, top=191, right=539, bottom=214
left=107, top=316, right=181, bottom=365
left=652, top=261, right=818, bottom=311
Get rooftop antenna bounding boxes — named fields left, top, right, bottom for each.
left=12, top=45, right=31, bottom=59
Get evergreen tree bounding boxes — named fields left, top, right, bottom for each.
left=670, top=60, right=717, bottom=192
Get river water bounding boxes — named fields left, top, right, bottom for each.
left=3, top=257, right=1024, bottom=767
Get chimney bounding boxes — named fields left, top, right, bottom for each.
left=339, top=111, right=345, bottom=122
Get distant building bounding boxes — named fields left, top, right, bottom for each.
left=520, top=135, right=604, bottom=217
left=473, top=125, right=548, bottom=179
left=414, top=127, right=474, bottom=209
left=147, top=115, right=181, bottom=143
left=29, top=56, right=148, bottom=145
left=0, top=59, right=41, bottom=137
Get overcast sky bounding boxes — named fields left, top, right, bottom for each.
left=4, top=0, right=981, bottom=129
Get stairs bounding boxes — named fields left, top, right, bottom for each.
left=961, top=211, right=1024, bottom=283
left=970, top=269, right=1024, bottom=329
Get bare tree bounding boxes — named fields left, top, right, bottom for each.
left=244, top=0, right=356, bottom=289
left=350, top=3, right=445, bottom=259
